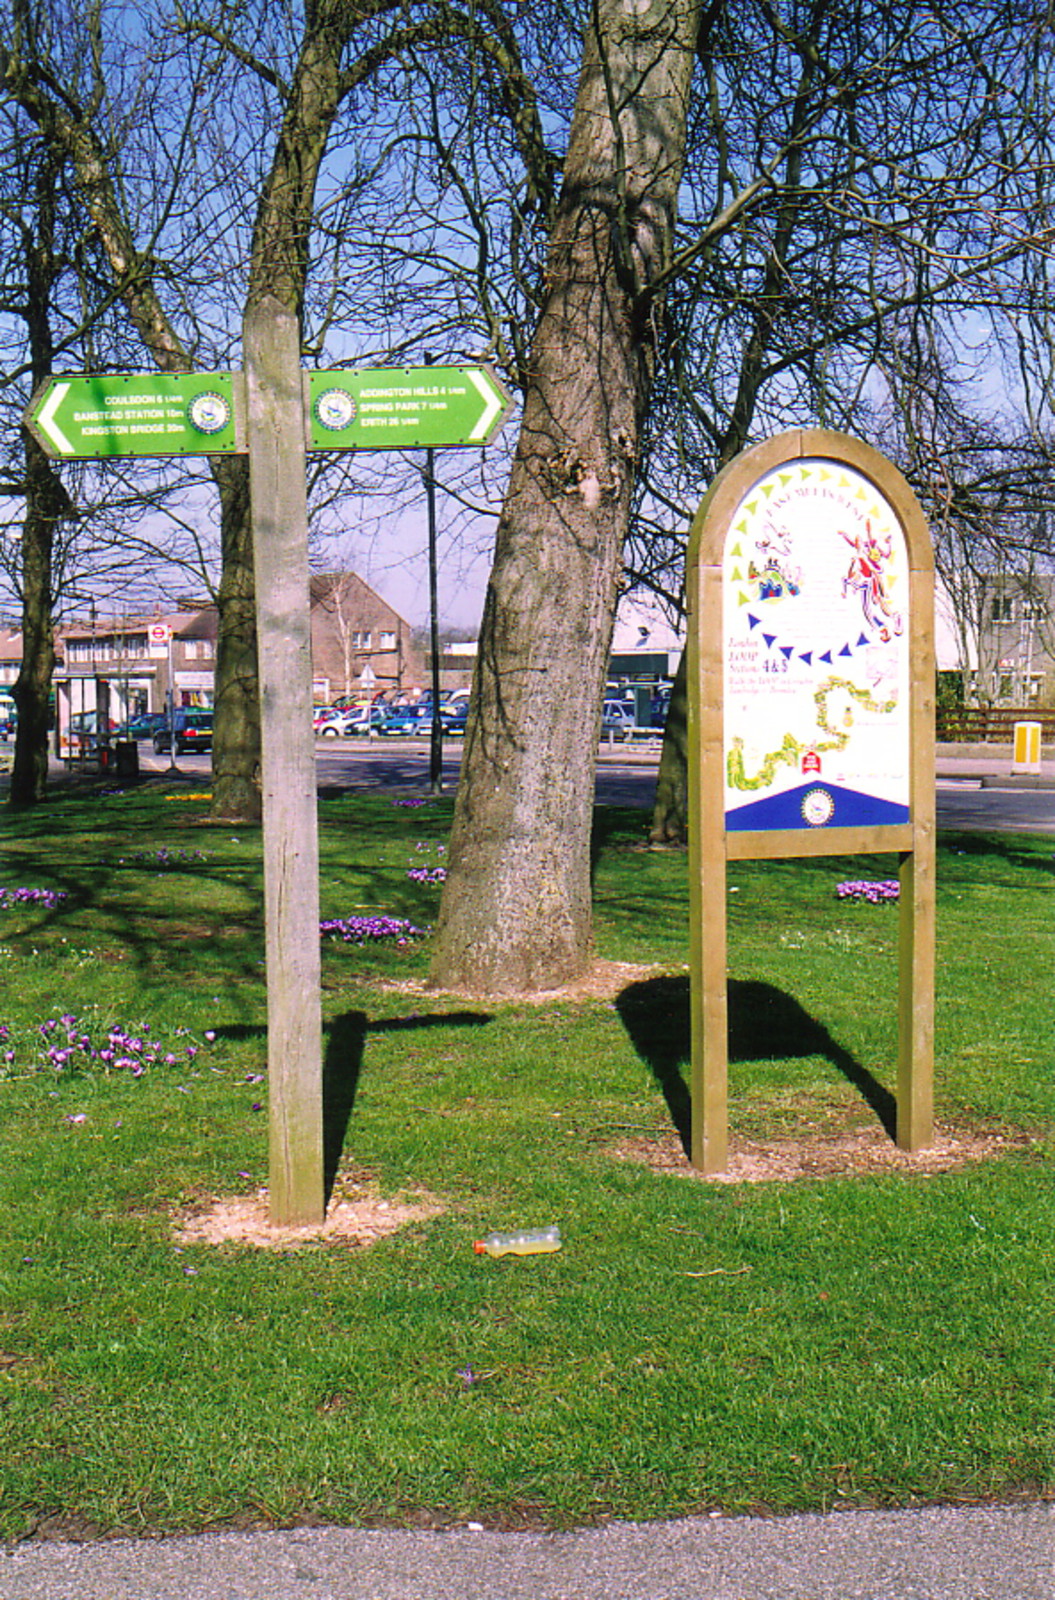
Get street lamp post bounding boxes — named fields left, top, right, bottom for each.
left=425, top=444, right=443, bottom=793
left=165, top=631, right=178, bottom=774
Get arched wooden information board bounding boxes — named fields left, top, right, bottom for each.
left=687, top=430, right=935, bottom=1174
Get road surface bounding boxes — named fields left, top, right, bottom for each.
left=122, top=738, right=1055, bottom=835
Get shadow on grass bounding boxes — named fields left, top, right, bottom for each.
left=590, top=805, right=652, bottom=868
left=616, top=975, right=896, bottom=1156
left=217, top=1009, right=491, bottom=1201
left=936, top=829, right=1055, bottom=877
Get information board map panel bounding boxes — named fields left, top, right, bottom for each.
left=723, top=458, right=911, bottom=832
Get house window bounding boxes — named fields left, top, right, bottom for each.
left=379, top=631, right=396, bottom=650
left=184, top=640, right=198, bottom=660
left=352, top=630, right=372, bottom=650
left=991, top=597, right=1013, bottom=623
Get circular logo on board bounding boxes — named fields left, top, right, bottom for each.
left=801, top=787, right=835, bottom=827
left=314, top=387, right=357, bottom=432
left=188, top=392, right=231, bottom=435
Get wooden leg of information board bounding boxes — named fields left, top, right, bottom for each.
left=896, top=846, right=935, bottom=1152
left=690, top=851, right=728, bottom=1174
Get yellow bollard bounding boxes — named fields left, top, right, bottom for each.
left=1012, top=720, right=1042, bottom=775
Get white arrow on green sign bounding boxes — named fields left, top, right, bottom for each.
left=25, top=372, right=241, bottom=459
left=307, top=365, right=510, bottom=451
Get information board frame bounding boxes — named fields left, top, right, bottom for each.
left=686, top=429, right=935, bottom=1173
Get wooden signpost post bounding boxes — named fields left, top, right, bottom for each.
left=244, top=302, right=326, bottom=1225
left=686, top=429, right=935, bottom=1174
left=26, top=347, right=510, bottom=1225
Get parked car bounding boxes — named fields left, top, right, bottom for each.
left=153, top=708, right=213, bottom=755
left=439, top=701, right=469, bottom=735
left=122, top=712, right=167, bottom=740
left=600, top=700, right=635, bottom=740
left=380, top=703, right=432, bottom=736
left=314, top=702, right=371, bottom=732
left=0, top=714, right=14, bottom=741
left=317, top=704, right=388, bottom=737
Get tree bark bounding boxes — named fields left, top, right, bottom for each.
left=430, top=0, right=699, bottom=994
left=7, top=139, right=72, bottom=807
left=208, top=455, right=260, bottom=818
left=9, top=436, right=64, bottom=807
left=648, top=646, right=690, bottom=843
left=649, top=32, right=819, bottom=846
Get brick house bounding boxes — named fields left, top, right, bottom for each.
left=47, top=571, right=420, bottom=737
left=55, top=602, right=218, bottom=740
left=308, top=571, right=423, bottom=702
left=938, top=572, right=1055, bottom=708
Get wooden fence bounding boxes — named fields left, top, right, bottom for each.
left=936, top=706, right=1055, bottom=744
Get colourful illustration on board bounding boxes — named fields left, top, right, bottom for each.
left=840, top=523, right=903, bottom=641
left=723, top=458, right=910, bottom=831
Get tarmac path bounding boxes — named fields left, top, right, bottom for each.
left=2, top=1503, right=1052, bottom=1600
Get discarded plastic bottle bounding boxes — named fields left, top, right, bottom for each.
left=473, top=1225, right=562, bottom=1257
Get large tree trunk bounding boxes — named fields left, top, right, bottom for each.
left=9, top=438, right=63, bottom=807
left=430, top=0, right=698, bottom=994
left=649, top=646, right=690, bottom=843
left=649, top=39, right=818, bottom=846
left=2, top=20, right=334, bottom=826
left=210, top=456, right=261, bottom=819
left=8, top=146, right=69, bottom=809
left=0, top=52, right=264, bottom=819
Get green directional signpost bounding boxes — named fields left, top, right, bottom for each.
left=307, top=365, right=509, bottom=451
left=26, top=371, right=242, bottom=458
left=25, top=348, right=510, bottom=1227
left=26, top=363, right=509, bottom=460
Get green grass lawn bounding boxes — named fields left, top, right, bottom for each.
left=0, top=780, right=1051, bottom=1540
